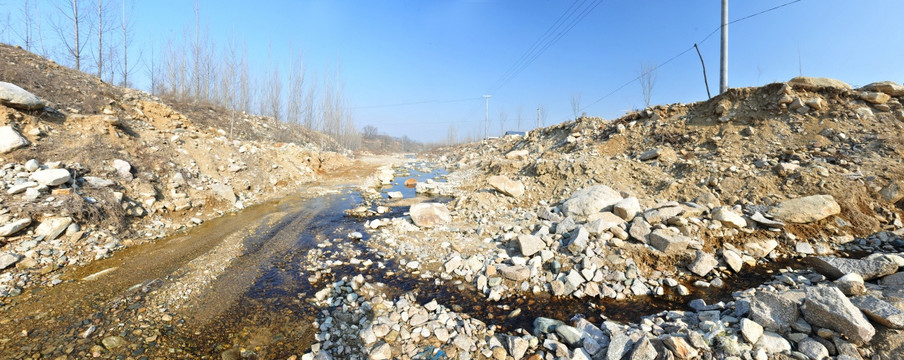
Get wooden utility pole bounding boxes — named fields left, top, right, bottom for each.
left=694, top=44, right=711, bottom=99
left=537, top=106, right=540, bottom=129
left=720, top=0, right=728, bottom=94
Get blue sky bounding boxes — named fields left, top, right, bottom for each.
left=3, top=1, right=903, bottom=143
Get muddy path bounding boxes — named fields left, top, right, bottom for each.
left=0, top=155, right=405, bottom=359
left=0, top=157, right=807, bottom=359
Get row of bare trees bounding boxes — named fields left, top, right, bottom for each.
left=145, top=4, right=358, bottom=149
left=1, top=0, right=360, bottom=150
left=6, top=0, right=139, bottom=86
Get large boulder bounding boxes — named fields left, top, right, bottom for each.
left=0, top=126, right=30, bottom=153
left=788, top=76, right=852, bottom=91
left=561, top=185, right=622, bottom=218
left=807, top=256, right=898, bottom=281
left=800, top=286, right=875, bottom=345
left=0, top=82, right=44, bottom=110
left=409, top=203, right=451, bottom=228
left=29, top=168, right=71, bottom=186
left=861, top=81, right=904, bottom=97
left=487, top=175, right=525, bottom=198
left=861, top=91, right=891, bottom=104
left=767, top=195, right=840, bottom=223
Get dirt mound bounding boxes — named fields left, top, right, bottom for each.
left=0, top=44, right=354, bottom=298
left=443, top=79, right=904, bottom=237
left=0, top=43, right=336, bottom=147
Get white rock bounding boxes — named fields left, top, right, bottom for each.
left=711, top=207, right=747, bottom=228
left=7, top=181, right=38, bottom=195
left=210, top=183, right=237, bottom=204
left=768, top=195, right=840, bottom=223
left=688, top=251, right=718, bottom=277
left=517, top=234, right=544, bottom=257
left=755, top=331, right=790, bottom=353
left=0, top=126, right=30, bottom=153
left=488, top=175, right=525, bottom=198
left=34, top=217, right=73, bottom=241
left=562, top=185, right=622, bottom=218
left=613, top=197, right=640, bottom=221
left=112, top=159, right=133, bottom=180
left=83, top=176, right=116, bottom=188
left=24, top=159, right=40, bottom=171
left=409, top=203, right=451, bottom=228
left=0, top=82, right=44, bottom=110
left=723, top=248, right=744, bottom=272
left=740, top=318, right=764, bottom=344
left=29, top=168, right=71, bottom=186
left=0, top=252, right=22, bottom=270
left=0, top=218, right=32, bottom=237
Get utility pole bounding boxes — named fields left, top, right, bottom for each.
left=483, top=95, right=491, bottom=140
left=537, top=106, right=541, bottom=129
left=720, top=0, right=728, bottom=94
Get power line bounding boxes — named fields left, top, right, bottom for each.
left=574, top=0, right=803, bottom=119
left=351, top=97, right=482, bottom=109
left=487, top=0, right=605, bottom=93
left=489, top=0, right=585, bottom=92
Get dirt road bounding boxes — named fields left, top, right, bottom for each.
left=0, top=155, right=406, bottom=359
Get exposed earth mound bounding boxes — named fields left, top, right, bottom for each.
left=333, top=76, right=904, bottom=359
left=0, top=43, right=351, bottom=298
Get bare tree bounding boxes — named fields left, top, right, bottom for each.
left=1, top=12, right=9, bottom=44
left=446, top=124, right=457, bottom=145
left=570, top=93, right=582, bottom=119
left=516, top=106, right=523, bottom=131
left=94, top=0, right=116, bottom=78
left=238, top=44, right=252, bottom=113
left=36, top=4, right=48, bottom=57
left=146, top=41, right=160, bottom=94
left=119, top=0, right=138, bottom=87
left=539, top=105, right=548, bottom=127
left=302, top=72, right=317, bottom=130
left=267, top=64, right=282, bottom=122
left=286, top=51, right=305, bottom=125
left=221, top=32, right=238, bottom=137
left=192, top=0, right=201, bottom=100
left=104, top=37, right=118, bottom=83
left=51, top=0, right=91, bottom=71
left=639, top=62, right=657, bottom=108
left=362, top=125, right=378, bottom=138
left=162, top=36, right=188, bottom=98
left=12, top=0, right=35, bottom=51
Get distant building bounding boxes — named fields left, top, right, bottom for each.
left=504, top=131, right=526, bottom=137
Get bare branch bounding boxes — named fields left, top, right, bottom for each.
left=639, top=62, right=658, bottom=108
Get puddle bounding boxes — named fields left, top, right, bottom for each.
left=380, top=162, right=447, bottom=200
